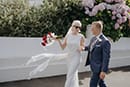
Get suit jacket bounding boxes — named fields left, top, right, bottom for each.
left=85, top=34, right=111, bottom=73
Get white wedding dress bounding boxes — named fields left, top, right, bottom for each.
left=64, top=33, right=83, bottom=87
left=26, top=33, right=84, bottom=87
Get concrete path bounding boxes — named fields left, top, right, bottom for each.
left=0, top=66, right=130, bottom=87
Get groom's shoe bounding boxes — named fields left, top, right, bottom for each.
left=99, top=79, right=107, bottom=87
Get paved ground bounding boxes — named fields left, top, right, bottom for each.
left=0, top=66, right=130, bottom=87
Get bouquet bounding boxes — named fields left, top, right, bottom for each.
left=41, top=32, right=63, bottom=46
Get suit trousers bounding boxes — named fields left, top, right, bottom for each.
left=90, top=72, right=107, bottom=87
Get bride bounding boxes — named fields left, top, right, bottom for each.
left=53, top=20, right=85, bottom=87
left=26, top=20, right=85, bottom=87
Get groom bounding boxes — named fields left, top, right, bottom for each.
left=84, top=21, right=111, bottom=87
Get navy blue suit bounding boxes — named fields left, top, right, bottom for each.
left=85, top=34, right=111, bottom=87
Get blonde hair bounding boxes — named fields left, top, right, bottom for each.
left=65, top=20, right=82, bottom=37
left=71, top=20, right=82, bottom=27
left=92, top=21, right=103, bottom=31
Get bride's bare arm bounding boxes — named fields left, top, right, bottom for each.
left=52, top=36, right=67, bottom=50
left=57, top=38, right=67, bottom=50
left=79, top=36, right=85, bottom=51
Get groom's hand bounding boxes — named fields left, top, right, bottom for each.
left=100, top=72, right=106, bottom=80
left=78, top=47, right=84, bottom=52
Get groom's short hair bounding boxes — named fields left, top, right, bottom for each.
left=92, top=21, right=103, bottom=31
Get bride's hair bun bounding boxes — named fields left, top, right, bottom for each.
left=72, top=20, right=82, bottom=28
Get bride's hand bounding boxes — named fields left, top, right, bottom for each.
left=52, top=36, right=59, bottom=41
left=78, top=46, right=84, bottom=52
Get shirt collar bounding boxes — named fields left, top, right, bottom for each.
left=96, top=33, right=102, bottom=39
left=95, top=33, right=102, bottom=42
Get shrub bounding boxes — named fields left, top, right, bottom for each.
left=0, top=0, right=130, bottom=41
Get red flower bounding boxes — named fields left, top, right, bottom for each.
left=41, top=35, right=48, bottom=46
left=41, top=42, right=46, bottom=46
left=44, top=39, right=47, bottom=43
left=42, top=35, right=47, bottom=41
left=41, top=32, right=54, bottom=47
left=48, top=32, right=53, bottom=37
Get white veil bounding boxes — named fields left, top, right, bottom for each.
left=65, top=20, right=82, bottom=38
left=25, top=20, right=82, bottom=79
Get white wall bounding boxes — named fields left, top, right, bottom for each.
left=0, top=37, right=130, bottom=82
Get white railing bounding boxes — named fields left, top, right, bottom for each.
left=0, top=37, right=130, bottom=82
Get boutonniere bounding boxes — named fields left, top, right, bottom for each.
left=97, top=37, right=102, bottom=42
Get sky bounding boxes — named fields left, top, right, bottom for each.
left=29, top=0, right=43, bottom=6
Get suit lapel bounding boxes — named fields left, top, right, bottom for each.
left=91, top=35, right=103, bottom=52
left=92, top=40, right=99, bottom=50
left=89, top=37, right=96, bottom=51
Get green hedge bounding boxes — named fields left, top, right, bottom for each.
left=0, top=0, right=130, bottom=41
left=0, top=0, right=86, bottom=37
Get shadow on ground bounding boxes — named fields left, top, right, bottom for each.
left=0, top=66, right=130, bottom=87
